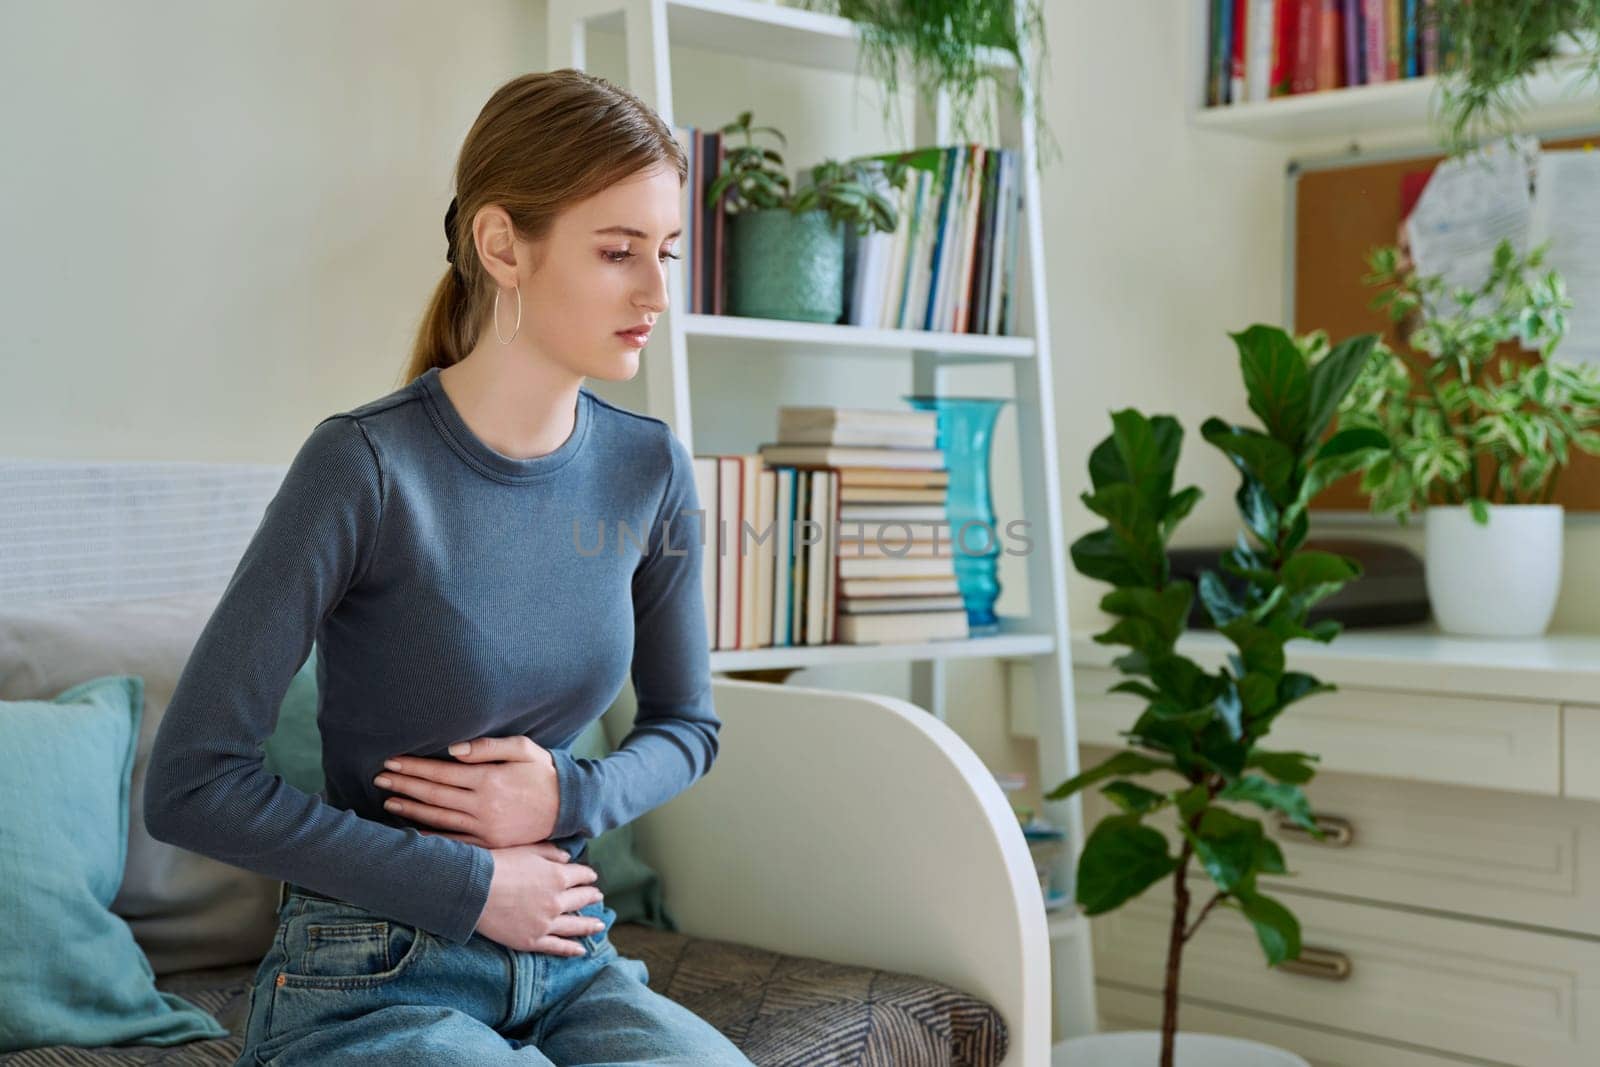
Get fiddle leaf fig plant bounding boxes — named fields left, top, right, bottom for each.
left=1049, top=325, right=1387, bottom=1066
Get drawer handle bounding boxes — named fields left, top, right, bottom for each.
left=1276, top=814, right=1354, bottom=848
left=1278, top=946, right=1352, bottom=982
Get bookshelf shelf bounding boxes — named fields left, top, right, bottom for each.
left=550, top=0, right=1093, bottom=1042
left=1186, top=0, right=1599, bottom=146
left=585, top=0, right=1015, bottom=78
left=710, top=620, right=1053, bottom=672
left=682, top=313, right=1036, bottom=359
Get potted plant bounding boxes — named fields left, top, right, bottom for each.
left=1429, top=1, right=1600, bottom=154
left=790, top=0, right=1057, bottom=165
left=1339, top=238, right=1600, bottom=636
left=1050, top=325, right=1388, bottom=1067
left=709, top=110, right=908, bottom=323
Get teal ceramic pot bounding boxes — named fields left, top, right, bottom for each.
left=727, top=208, right=845, bottom=323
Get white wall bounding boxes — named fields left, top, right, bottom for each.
left=3, top=2, right=1595, bottom=817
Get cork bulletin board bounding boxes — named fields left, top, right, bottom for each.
left=1291, top=131, right=1600, bottom=512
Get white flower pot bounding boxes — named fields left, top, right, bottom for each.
left=1424, top=504, right=1563, bottom=637
left=1055, top=1031, right=1309, bottom=1067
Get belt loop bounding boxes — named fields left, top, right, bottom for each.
left=277, top=881, right=290, bottom=908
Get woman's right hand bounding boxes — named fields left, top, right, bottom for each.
left=474, top=842, right=605, bottom=956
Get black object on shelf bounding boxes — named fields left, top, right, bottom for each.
left=1168, top=538, right=1430, bottom=630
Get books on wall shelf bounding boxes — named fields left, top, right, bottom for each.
left=691, top=405, right=972, bottom=652
left=843, top=144, right=1025, bottom=336
left=1206, top=0, right=1451, bottom=107
left=672, top=124, right=728, bottom=315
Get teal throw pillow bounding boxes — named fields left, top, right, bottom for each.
left=570, top=717, right=677, bottom=931
left=0, top=675, right=228, bottom=1051
left=262, top=645, right=323, bottom=794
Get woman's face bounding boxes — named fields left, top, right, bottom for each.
left=516, top=164, right=682, bottom=383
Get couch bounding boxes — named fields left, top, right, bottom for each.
left=0, top=458, right=1050, bottom=1066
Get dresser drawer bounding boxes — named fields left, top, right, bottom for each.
left=1065, top=667, right=1561, bottom=795
left=1097, top=985, right=1481, bottom=1067
left=1080, top=746, right=1600, bottom=937
left=1091, top=890, right=1600, bottom=1067
left=1564, top=705, right=1600, bottom=802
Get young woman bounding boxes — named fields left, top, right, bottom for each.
left=143, top=68, right=752, bottom=1066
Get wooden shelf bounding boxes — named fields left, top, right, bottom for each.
left=1191, top=58, right=1599, bottom=143
left=680, top=313, right=1036, bottom=359
left=711, top=618, right=1053, bottom=672
left=588, top=0, right=1015, bottom=77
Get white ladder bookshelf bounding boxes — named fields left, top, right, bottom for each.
left=546, top=0, right=1096, bottom=1044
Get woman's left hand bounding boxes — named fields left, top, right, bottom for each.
left=374, top=735, right=561, bottom=849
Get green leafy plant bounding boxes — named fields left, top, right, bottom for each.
left=707, top=112, right=940, bottom=235
left=1048, top=325, right=1387, bottom=1067
left=1430, top=1, right=1600, bottom=154
left=706, top=111, right=913, bottom=234
left=1340, top=238, right=1600, bottom=522
left=790, top=0, right=1058, bottom=166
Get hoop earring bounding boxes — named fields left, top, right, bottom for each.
left=494, top=283, right=522, bottom=345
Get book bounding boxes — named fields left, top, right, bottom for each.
left=756, top=444, right=945, bottom=470
left=838, top=555, right=958, bottom=579
left=838, top=504, right=948, bottom=522
left=754, top=468, right=776, bottom=648
left=1362, top=0, right=1387, bottom=84
left=837, top=609, right=969, bottom=645
left=836, top=467, right=949, bottom=487
left=838, top=485, right=947, bottom=504
left=841, top=594, right=966, bottom=614
left=792, top=471, right=810, bottom=645
left=805, top=470, right=831, bottom=645
left=738, top=453, right=762, bottom=650
left=713, top=131, right=727, bottom=314
left=777, top=426, right=938, bottom=449
left=835, top=540, right=948, bottom=560
left=717, top=456, right=742, bottom=650
left=822, top=470, right=837, bottom=644
left=779, top=406, right=937, bottom=432
left=774, top=467, right=794, bottom=646
left=840, top=576, right=960, bottom=598
left=692, top=455, right=719, bottom=649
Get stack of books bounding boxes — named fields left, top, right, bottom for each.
left=672, top=124, right=728, bottom=315
left=761, top=406, right=969, bottom=647
left=843, top=144, right=1024, bottom=337
left=1206, top=0, right=1449, bottom=106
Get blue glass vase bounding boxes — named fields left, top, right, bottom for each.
left=902, top=395, right=1009, bottom=634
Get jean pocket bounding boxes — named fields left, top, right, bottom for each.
left=279, top=908, right=428, bottom=989
left=578, top=899, right=617, bottom=957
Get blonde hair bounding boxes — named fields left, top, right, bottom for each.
left=404, top=69, right=687, bottom=383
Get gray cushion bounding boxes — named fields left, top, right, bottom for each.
left=0, top=927, right=1008, bottom=1067
left=0, top=596, right=281, bottom=975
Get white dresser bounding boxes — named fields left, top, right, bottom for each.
left=1011, top=625, right=1600, bottom=1067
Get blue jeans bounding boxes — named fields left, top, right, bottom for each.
left=235, top=884, right=754, bottom=1065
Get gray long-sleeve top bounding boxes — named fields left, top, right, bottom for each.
left=143, top=366, right=717, bottom=945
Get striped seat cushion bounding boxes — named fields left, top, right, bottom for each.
left=0, top=925, right=1007, bottom=1067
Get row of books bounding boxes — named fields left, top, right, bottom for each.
left=1206, top=0, right=1454, bottom=106
left=691, top=406, right=974, bottom=650
left=672, top=124, right=727, bottom=315
left=844, top=144, right=1024, bottom=336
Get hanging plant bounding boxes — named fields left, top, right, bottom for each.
left=790, top=0, right=1057, bottom=166
left=1430, top=0, right=1600, bottom=154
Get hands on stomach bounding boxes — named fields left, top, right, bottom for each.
left=370, top=734, right=601, bottom=956
left=476, top=842, right=605, bottom=956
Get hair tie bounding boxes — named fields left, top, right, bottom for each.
left=444, top=196, right=460, bottom=267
